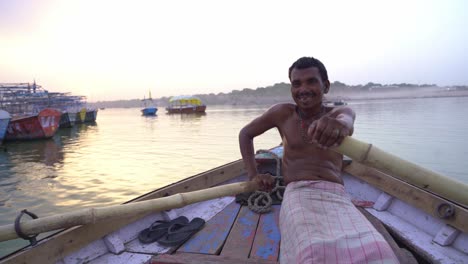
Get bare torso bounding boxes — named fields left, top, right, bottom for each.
left=278, top=104, right=344, bottom=185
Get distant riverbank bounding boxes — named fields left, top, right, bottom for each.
left=90, top=84, right=468, bottom=109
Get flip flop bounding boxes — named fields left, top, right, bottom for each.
left=157, top=217, right=205, bottom=247
left=138, top=216, right=189, bottom=244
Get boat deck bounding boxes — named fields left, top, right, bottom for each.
left=151, top=201, right=415, bottom=264
left=152, top=202, right=281, bottom=263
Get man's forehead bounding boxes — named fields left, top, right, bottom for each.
left=290, top=67, right=321, bottom=80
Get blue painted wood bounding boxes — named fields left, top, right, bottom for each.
left=221, top=206, right=260, bottom=258
left=177, top=201, right=241, bottom=254
left=250, top=205, right=281, bottom=261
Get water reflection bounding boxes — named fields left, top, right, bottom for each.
left=6, top=139, right=63, bottom=167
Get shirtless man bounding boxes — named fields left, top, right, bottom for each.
left=239, top=56, right=355, bottom=189
left=239, top=57, right=399, bottom=263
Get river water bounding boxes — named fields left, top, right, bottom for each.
left=1, top=96, right=467, bottom=256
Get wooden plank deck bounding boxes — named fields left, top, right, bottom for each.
left=220, top=206, right=260, bottom=258
left=250, top=205, right=281, bottom=261
left=152, top=201, right=411, bottom=264
left=177, top=202, right=241, bottom=254
left=151, top=201, right=280, bottom=263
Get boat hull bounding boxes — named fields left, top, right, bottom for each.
left=74, top=108, right=87, bottom=124
left=166, top=105, right=206, bottom=114
left=84, top=109, right=98, bottom=122
left=141, top=107, right=158, bottom=116
left=59, top=112, right=76, bottom=128
left=5, top=108, right=61, bottom=141
left=0, top=110, right=11, bottom=144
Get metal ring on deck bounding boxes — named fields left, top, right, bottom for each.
left=436, top=203, right=455, bottom=219
left=14, top=209, right=39, bottom=246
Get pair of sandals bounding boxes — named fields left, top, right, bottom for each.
left=138, top=216, right=205, bottom=247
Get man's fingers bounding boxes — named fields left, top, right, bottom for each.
left=323, top=123, right=346, bottom=147
left=307, top=121, right=317, bottom=140
left=311, top=120, right=326, bottom=143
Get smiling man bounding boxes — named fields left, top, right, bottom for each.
left=239, top=57, right=399, bottom=263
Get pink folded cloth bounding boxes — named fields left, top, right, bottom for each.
left=279, top=180, right=399, bottom=263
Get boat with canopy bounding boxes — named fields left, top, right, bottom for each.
left=166, top=95, right=206, bottom=114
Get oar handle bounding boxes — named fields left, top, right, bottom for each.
left=0, top=181, right=258, bottom=242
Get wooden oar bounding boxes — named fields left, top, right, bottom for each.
left=333, top=137, right=468, bottom=207
left=0, top=181, right=258, bottom=242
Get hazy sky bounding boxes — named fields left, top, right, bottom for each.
left=1, top=0, right=467, bottom=102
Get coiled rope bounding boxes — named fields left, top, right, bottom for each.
left=247, top=149, right=285, bottom=214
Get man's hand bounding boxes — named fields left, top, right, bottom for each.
left=307, top=115, right=352, bottom=149
left=251, top=173, right=275, bottom=192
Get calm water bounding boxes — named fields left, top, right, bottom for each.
left=1, top=97, right=467, bottom=256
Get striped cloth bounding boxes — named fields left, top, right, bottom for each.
left=279, top=181, right=399, bottom=264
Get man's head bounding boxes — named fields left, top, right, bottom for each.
left=289, top=57, right=330, bottom=110
left=288, top=57, right=328, bottom=83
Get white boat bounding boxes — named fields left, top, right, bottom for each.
left=0, top=110, right=11, bottom=144
left=0, top=138, right=466, bottom=264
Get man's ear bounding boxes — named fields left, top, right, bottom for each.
left=323, top=80, right=330, bottom=94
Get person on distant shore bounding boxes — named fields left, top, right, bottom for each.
left=238, top=56, right=399, bottom=263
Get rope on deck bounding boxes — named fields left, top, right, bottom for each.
left=248, top=149, right=285, bottom=214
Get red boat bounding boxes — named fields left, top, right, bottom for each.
left=5, top=108, right=62, bottom=141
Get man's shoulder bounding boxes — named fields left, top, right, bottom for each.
left=268, top=103, right=296, bottom=113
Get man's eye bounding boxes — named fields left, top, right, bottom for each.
left=308, top=79, right=318, bottom=85
left=292, top=82, right=300, bottom=88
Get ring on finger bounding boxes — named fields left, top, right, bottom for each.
left=333, top=129, right=340, bottom=136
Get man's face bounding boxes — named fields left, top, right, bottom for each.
left=290, top=66, right=329, bottom=109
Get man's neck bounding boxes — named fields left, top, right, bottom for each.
left=296, top=105, right=324, bottom=120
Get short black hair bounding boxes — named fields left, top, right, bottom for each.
left=288, top=57, right=328, bottom=82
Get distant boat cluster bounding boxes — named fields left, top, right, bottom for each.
left=140, top=93, right=207, bottom=116
left=0, top=82, right=98, bottom=144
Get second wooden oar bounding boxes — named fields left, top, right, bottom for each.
left=0, top=181, right=258, bottom=242
left=333, top=136, right=468, bottom=207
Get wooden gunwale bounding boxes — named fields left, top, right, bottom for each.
left=344, top=161, right=468, bottom=232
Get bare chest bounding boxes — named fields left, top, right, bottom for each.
left=279, top=117, right=312, bottom=151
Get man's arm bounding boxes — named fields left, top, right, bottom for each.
left=308, top=106, right=356, bottom=148
left=239, top=105, right=283, bottom=189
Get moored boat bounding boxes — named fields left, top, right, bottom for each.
left=4, top=108, right=62, bottom=141
left=84, top=108, right=98, bottom=123
left=141, top=91, right=158, bottom=116
left=324, top=99, right=347, bottom=106
left=141, top=107, right=158, bottom=116
left=166, top=95, right=206, bottom=114
left=0, top=110, right=11, bottom=144
left=0, top=137, right=466, bottom=263
left=58, top=111, right=77, bottom=128
left=74, top=108, right=87, bottom=124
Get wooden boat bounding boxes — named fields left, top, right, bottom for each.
left=141, top=107, right=158, bottom=116
left=84, top=109, right=98, bottom=123
left=0, top=138, right=467, bottom=263
left=141, top=92, right=158, bottom=116
left=324, top=99, right=347, bottom=106
left=58, top=111, right=77, bottom=128
left=0, top=110, right=11, bottom=144
left=74, top=108, right=87, bottom=124
left=166, top=95, right=206, bottom=114
left=4, top=108, right=61, bottom=141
